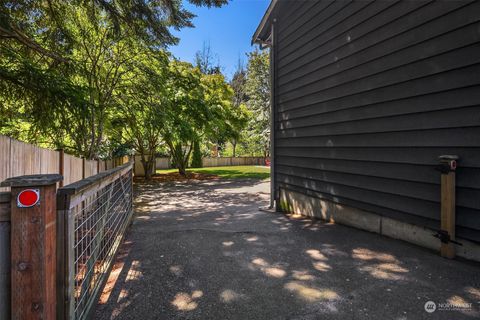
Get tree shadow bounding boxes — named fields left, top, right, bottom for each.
left=94, top=179, right=480, bottom=320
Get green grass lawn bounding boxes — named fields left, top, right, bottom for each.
left=156, top=165, right=270, bottom=180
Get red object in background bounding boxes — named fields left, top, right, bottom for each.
left=265, top=158, right=271, bottom=167
left=17, top=189, right=40, bottom=207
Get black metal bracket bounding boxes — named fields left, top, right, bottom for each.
left=433, top=230, right=463, bottom=246
left=434, top=163, right=452, bottom=174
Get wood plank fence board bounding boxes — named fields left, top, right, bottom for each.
left=0, top=135, right=127, bottom=319
left=0, top=135, right=121, bottom=190
left=0, top=193, right=10, bottom=222
left=0, top=136, right=11, bottom=192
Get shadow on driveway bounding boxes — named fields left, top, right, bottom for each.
left=94, top=179, right=480, bottom=320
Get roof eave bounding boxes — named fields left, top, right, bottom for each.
left=251, top=0, right=278, bottom=46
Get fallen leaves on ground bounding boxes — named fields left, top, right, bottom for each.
left=134, top=172, right=219, bottom=183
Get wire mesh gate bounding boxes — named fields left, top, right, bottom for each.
left=57, top=163, right=133, bottom=320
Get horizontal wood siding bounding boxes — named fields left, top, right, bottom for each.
left=274, top=0, right=480, bottom=242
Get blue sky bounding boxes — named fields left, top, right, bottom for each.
left=169, top=0, right=270, bottom=79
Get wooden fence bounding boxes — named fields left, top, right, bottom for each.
left=0, top=163, right=133, bottom=319
left=202, top=157, right=266, bottom=167
left=57, top=163, right=133, bottom=319
left=0, top=135, right=129, bottom=191
left=0, top=135, right=61, bottom=192
left=156, top=157, right=171, bottom=169
left=134, top=156, right=267, bottom=176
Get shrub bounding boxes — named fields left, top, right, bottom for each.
left=190, top=140, right=203, bottom=168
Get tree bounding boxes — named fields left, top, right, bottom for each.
left=231, top=58, right=248, bottom=107
left=0, top=0, right=228, bottom=62
left=228, top=104, right=250, bottom=157
left=161, top=61, right=205, bottom=176
left=70, top=9, right=140, bottom=159
left=195, top=41, right=221, bottom=75
left=162, top=61, right=237, bottom=176
left=0, top=0, right=228, bottom=158
left=245, top=48, right=270, bottom=157
left=0, top=49, right=86, bottom=146
left=190, top=140, right=203, bottom=168
left=200, top=72, right=240, bottom=159
left=112, top=51, right=169, bottom=180
left=229, top=59, right=249, bottom=156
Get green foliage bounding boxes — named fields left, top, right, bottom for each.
left=161, top=60, right=204, bottom=175
left=245, top=48, right=270, bottom=157
left=111, top=50, right=170, bottom=179
left=161, top=61, right=237, bottom=175
left=0, top=0, right=228, bottom=160
left=190, top=140, right=203, bottom=168
left=223, top=51, right=270, bottom=158
left=0, top=0, right=228, bottom=59
left=0, top=0, right=272, bottom=174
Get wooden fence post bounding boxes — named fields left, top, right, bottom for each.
left=58, top=149, right=65, bottom=188
left=1, top=174, right=62, bottom=320
left=0, top=192, right=11, bottom=320
left=82, top=157, right=86, bottom=179
left=56, top=191, right=72, bottom=320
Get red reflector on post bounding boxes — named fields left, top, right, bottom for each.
left=17, top=189, right=40, bottom=208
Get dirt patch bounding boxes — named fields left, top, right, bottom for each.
left=134, top=172, right=219, bottom=183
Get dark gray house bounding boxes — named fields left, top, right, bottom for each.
left=253, top=0, right=480, bottom=261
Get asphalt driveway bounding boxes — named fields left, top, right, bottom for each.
left=94, top=178, right=480, bottom=320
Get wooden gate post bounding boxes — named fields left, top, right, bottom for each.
left=436, top=155, right=459, bottom=259
left=1, top=174, right=62, bottom=320
left=0, top=193, right=11, bottom=320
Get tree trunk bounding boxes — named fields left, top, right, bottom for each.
left=172, top=144, right=187, bottom=177
left=141, top=160, right=150, bottom=180
left=178, top=165, right=186, bottom=176
left=232, top=140, right=237, bottom=158
left=145, top=161, right=152, bottom=180
left=176, top=154, right=187, bottom=177
left=141, top=156, right=155, bottom=180
left=166, top=141, right=193, bottom=177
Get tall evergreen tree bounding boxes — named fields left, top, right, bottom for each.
left=245, top=48, right=270, bottom=157
left=190, top=140, right=203, bottom=168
